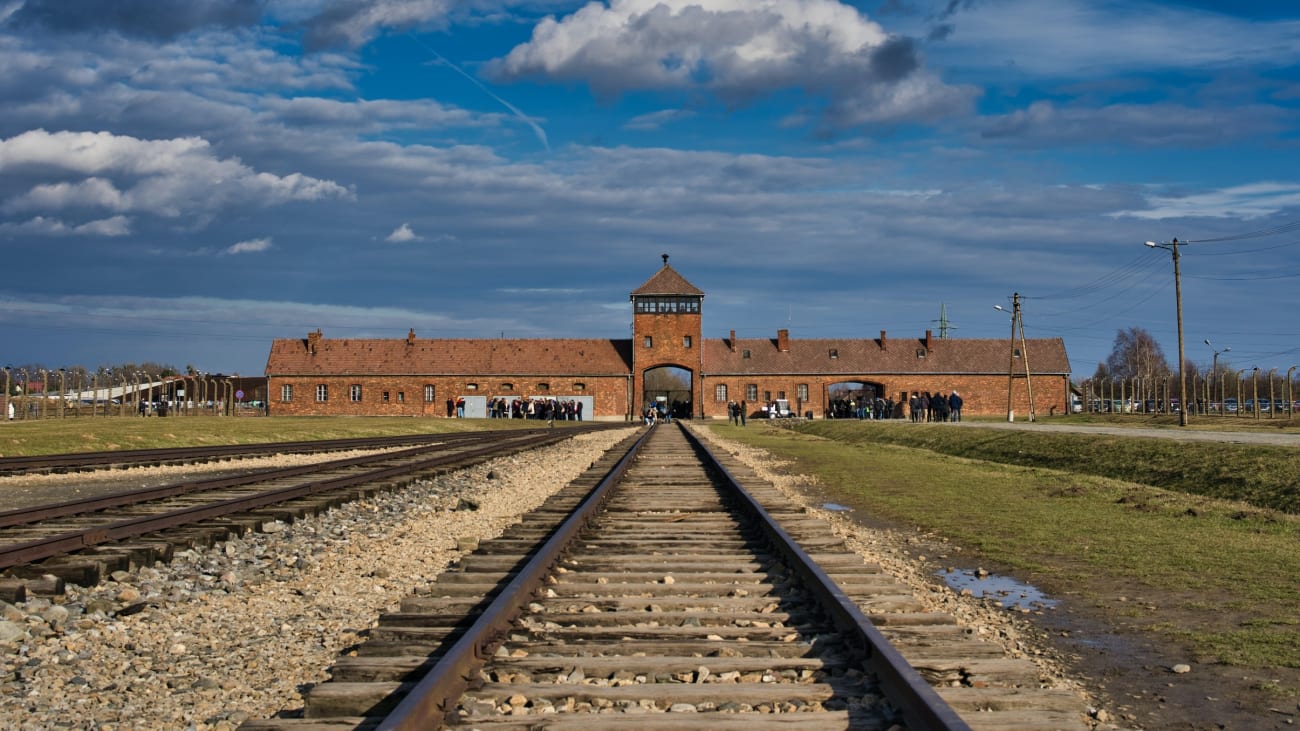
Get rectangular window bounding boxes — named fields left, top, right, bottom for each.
left=644, top=336, right=653, bottom=348
left=382, top=391, right=390, bottom=402
left=715, top=384, right=727, bottom=402
left=683, top=335, right=692, bottom=348
left=424, top=384, right=435, bottom=402
left=467, top=383, right=478, bottom=391
left=280, top=384, right=293, bottom=402
left=829, top=349, right=838, bottom=359
left=764, top=391, right=771, bottom=403
left=537, top=382, right=550, bottom=392
left=397, top=392, right=405, bottom=403
left=742, top=349, right=751, bottom=359
left=778, top=390, right=786, bottom=400
left=574, top=382, right=585, bottom=391
left=350, top=384, right=362, bottom=402
left=746, top=384, right=758, bottom=401
left=315, top=384, right=328, bottom=402
left=797, top=384, right=808, bottom=401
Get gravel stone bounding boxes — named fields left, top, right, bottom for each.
left=0, top=428, right=637, bottom=730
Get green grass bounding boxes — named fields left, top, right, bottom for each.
left=786, top=420, right=1300, bottom=513
left=706, top=421, right=1300, bottom=672
left=0, top=416, right=565, bottom=457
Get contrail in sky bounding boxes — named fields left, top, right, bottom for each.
left=409, top=34, right=550, bottom=152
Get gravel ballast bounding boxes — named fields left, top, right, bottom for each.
left=1, top=428, right=637, bottom=730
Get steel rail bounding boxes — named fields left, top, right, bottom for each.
left=0, top=431, right=578, bottom=570
left=679, top=423, right=972, bottom=731
left=0, top=425, right=613, bottom=475
left=0, top=431, right=551, bottom=529
left=375, top=424, right=657, bottom=731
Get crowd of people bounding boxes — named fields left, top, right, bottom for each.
left=446, top=396, right=584, bottom=421
left=823, top=391, right=964, bottom=422
left=908, top=391, right=963, bottom=422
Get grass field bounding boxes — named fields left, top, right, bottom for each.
left=0, top=416, right=559, bottom=457
left=705, top=420, right=1300, bottom=684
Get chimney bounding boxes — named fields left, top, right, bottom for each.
left=879, top=330, right=887, bottom=350
left=924, top=329, right=933, bottom=350
left=406, top=328, right=416, bottom=346
left=307, top=329, right=322, bottom=355
left=777, top=329, right=789, bottom=352
left=729, top=330, right=736, bottom=352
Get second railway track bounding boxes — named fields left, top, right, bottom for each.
left=243, top=423, right=1089, bottom=730
left=0, top=426, right=620, bottom=597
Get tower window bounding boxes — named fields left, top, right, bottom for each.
left=683, top=335, right=692, bottom=348
left=644, top=336, right=653, bottom=348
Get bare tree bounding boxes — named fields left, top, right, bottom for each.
left=1105, top=327, right=1170, bottom=382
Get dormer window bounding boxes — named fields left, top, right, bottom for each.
left=916, top=348, right=927, bottom=359
left=742, top=349, right=751, bottom=359
left=829, top=349, right=838, bottom=359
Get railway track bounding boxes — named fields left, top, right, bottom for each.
left=242, top=423, right=1089, bottom=730
left=0, top=425, right=620, bottom=599
left=0, top=429, right=570, bottom=476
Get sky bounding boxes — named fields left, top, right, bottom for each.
left=1, top=0, right=1299, bottom=383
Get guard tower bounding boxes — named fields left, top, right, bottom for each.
left=630, top=255, right=705, bottom=418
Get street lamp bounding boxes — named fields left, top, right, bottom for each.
left=994, top=303, right=1015, bottom=421
left=1146, top=239, right=1189, bottom=426
left=1205, top=340, right=1229, bottom=415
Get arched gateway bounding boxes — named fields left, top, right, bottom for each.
left=630, top=255, right=704, bottom=419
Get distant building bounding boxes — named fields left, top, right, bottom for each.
left=265, top=257, right=1071, bottom=419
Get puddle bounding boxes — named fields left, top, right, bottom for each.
left=936, top=568, right=1057, bottom=611
left=822, top=502, right=851, bottom=512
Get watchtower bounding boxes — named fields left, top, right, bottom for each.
left=630, top=255, right=704, bottom=418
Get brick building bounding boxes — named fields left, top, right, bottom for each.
left=264, top=257, right=1071, bottom=420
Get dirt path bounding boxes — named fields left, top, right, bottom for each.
left=951, top=420, right=1300, bottom=447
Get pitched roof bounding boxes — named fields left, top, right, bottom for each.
left=630, top=262, right=704, bottom=297
left=266, top=336, right=634, bottom=376
left=703, top=336, right=1070, bottom=375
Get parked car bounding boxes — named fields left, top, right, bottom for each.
left=1224, top=398, right=1238, bottom=413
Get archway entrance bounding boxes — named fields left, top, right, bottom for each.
left=643, top=366, right=693, bottom=420
left=826, top=380, right=887, bottom=419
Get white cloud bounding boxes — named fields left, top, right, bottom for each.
left=1112, top=182, right=1300, bottom=220
left=489, top=0, right=976, bottom=129
left=0, top=129, right=354, bottom=221
left=0, top=214, right=132, bottom=236
left=924, top=0, right=1300, bottom=79
left=624, top=109, right=696, bottom=131
left=385, top=222, right=419, bottom=242
left=225, top=237, right=273, bottom=254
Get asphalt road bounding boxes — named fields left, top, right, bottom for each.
left=951, top=419, right=1300, bottom=447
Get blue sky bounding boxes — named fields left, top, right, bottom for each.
left=1, top=0, right=1298, bottom=382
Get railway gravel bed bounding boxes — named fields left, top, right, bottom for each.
left=0, top=429, right=638, bottom=730
left=0, top=425, right=1117, bottom=730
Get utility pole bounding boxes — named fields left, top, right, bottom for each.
left=1014, top=293, right=1036, bottom=421
left=1146, top=238, right=1189, bottom=425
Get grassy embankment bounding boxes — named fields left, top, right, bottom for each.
left=705, top=419, right=1300, bottom=688
left=0, top=416, right=554, bottom=457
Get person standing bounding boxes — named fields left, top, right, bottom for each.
left=739, top=400, right=747, bottom=426
left=949, top=391, right=963, bottom=422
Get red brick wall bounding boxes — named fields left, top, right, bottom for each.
left=633, top=311, right=704, bottom=415
left=267, top=375, right=633, bottom=419
left=699, top=373, right=1069, bottom=419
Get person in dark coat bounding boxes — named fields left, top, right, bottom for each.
left=949, top=391, right=964, bottom=422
